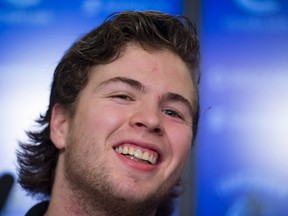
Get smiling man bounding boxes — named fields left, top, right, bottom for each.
left=17, top=11, right=200, bottom=216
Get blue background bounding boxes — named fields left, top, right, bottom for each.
left=197, top=0, right=288, bottom=215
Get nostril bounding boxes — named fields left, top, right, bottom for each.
left=154, top=128, right=162, bottom=134
left=134, top=121, right=162, bottom=134
left=135, top=122, right=145, bottom=127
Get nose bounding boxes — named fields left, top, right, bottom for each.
left=129, top=106, right=164, bottom=135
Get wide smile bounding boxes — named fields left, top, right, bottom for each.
left=113, top=142, right=161, bottom=169
left=114, top=144, right=158, bottom=165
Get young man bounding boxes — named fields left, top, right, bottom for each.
left=17, top=10, right=200, bottom=216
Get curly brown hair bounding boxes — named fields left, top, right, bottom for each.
left=17, top=10, right=200, bottom=215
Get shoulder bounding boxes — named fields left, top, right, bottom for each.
left=25, top=201, right=49, bottom=216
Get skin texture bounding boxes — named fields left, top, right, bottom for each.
left=48, top=44, right=196, bottom=216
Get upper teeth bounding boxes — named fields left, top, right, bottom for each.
left=115, top=146, right=157, bottom=165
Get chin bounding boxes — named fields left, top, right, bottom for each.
left=112, top=182, right=155, bottom=200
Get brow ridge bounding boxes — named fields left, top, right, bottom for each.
left=98, top=76, right=145, bottom=92
left=163, top=92, right=193, bottom=118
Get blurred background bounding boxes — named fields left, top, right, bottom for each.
left=0, top=0, right=287, bottom=215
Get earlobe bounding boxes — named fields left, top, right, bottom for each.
left=50, top=104, right=69, bottom=150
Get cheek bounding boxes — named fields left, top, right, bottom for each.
left=168, top=127, right=192, bottom=163
left=81, top=104, right=128, bottom=134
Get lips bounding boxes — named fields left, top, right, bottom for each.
left=113, top=143, right=160, bottom=165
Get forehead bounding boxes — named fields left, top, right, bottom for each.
left=87, top=44, right=196, bottom=102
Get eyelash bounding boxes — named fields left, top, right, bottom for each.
left=110, top=94, right=133, bottom=101
left=162, top=109, right=184, bottom=120
left=164, top=109, right=193, bottom=126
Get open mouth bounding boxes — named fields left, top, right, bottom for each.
left=114, top=144, right=158, bottom=165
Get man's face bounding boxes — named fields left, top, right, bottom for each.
left=62, top=44, right=195, bottom=207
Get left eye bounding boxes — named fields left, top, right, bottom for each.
left=163, top=109, right=183, bottom=119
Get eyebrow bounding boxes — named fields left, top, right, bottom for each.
left=163, top=92, right=194, bottom=117
left=97, top=76, right=146, bottom=92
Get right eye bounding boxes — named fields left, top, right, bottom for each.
left=110, top=94, right=133, bottom=101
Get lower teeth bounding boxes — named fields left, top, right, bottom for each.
left=124, top=154, right=150, bottom=164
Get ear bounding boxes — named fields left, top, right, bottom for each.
left=50, top=104, right=69, bottom=150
